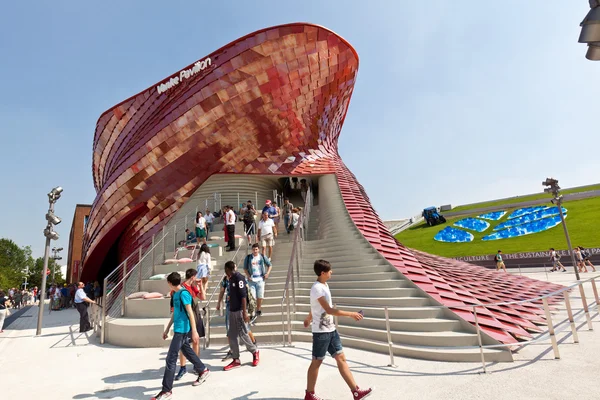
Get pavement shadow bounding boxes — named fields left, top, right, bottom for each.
left=231, top=392, right=298, bottom=400
left=104, top=368, right=164, bottom=384
left=73, top=385, right=155, bottom=400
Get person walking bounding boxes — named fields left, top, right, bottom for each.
left=216, top=274, right=257, bottom=362
left=243, top=244, right=272, bottom=322
left=196, top=244, right=212, bottom=294
left=74, top=282, right=96, bottom=332
left=222, top=261, right=259, bottom=371
left=152, top=272, right=210, bottom=400
left=494, top=250, right=507, bottom=273
left=574, top=247, right=588, bottom=273
left=303, top=260, right=373, bottom=400
left=258, top=211, right=276, bottom=260
left=282, top=198, right=294, bottom=234
left=0, top=290, right=9, bottom=333
left=174, top=269, right=206, bottom=381
left=243, top=204, right=257, bottom=245
left=195, top=211, right=207, bottom=245
left=225, top=206, right=236, bottom=252
left=204, top=209, right=214, bottom=233
left=579, top=247, right=596, bottom=272
left=549, top=248, right=566, bottom=272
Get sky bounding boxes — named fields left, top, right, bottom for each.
left=0, top=1, right=598, bottom=259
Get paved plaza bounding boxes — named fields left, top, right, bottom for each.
left=2, top=272, right=600, bottom=400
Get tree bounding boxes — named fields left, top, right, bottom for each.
left=27, top=256, right=63, bottom=289
left=0, top=239, right=34, bottom=290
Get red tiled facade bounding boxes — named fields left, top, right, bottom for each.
left=84, top=23, right=563, bottom=344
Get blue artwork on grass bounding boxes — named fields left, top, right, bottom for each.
left=434, top=226, right=474, bottom=243
left=482, top=215, right=564, bottom=241
left=507, top=206, right=549, bottom=220
left=454, top=218, right=490, bottom=232
left=494, top=207, right=567, bottom=231
left=477, top=211, right=506, bottom=221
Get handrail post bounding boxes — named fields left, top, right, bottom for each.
left=206, top=305, right=211, bottom=348
left=101, top=277, right=107, bottom=344
left=291, top=258, right=297, bottom=314
left=162, top=226, right=166, bottom=259
left=542, top=298, right=560, bottom=359
left=564, top=291, right=579, bottom=343
left=590, top=278, right=600, bottom=315
left=579, top=283, right=594, bottom=330
left=151, top=234, right=156, bottom=275
left=138, top=247, right=143, bottom=290
left=281, top=301, right=286, bottom=346
left=472, top=306, right=487, bottom=373
left=286, top=288, right=293, bottom=346
left=173, top=224, right=177, bottom=251
left=384, top=307, right=397, bottom=368
left=295, top=238, right=301, bottom=284
left=121, top=260, right=127, bottom=317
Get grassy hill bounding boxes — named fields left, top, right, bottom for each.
left=449, top=184, right=600, bottom=213
left=395, top=196, right=600, bottom=258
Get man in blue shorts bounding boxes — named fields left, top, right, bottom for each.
left=243, top=243, right=272, bottom=322
left=303, top=260, right=373, bottom=400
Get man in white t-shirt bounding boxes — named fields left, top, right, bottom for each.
left=257, top=212, right=276, bottom=259
left=204, top=210, right=215, bottom=232
left=303, top=260, right=372, bottom=400
left=225, top=206, right=236, bottom=252
left=195, top=213, right=207, bottom=245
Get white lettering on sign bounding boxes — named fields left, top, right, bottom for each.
left=156, top=57, right=213, bottom=94
left=453, top=247, right=600, bottom=262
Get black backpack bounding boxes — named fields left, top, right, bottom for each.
left=243, top=210, right=254, bottom=224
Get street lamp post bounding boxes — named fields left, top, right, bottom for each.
left=542, top=178, right=580, bottom=281
left=579, top=1, right=600, bottom=60
left=36, top=186, right=63, bottom=336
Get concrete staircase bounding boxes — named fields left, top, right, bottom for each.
left=104, top=174, right=513, bottom=362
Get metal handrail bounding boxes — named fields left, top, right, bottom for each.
left=329, top=272, right=600, bottom=372
left=279, top=187, right=313, bottom=346
left=102, top=205, right=201, bottom=285
left=100, top=230, right=169, bottom=343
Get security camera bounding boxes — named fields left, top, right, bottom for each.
left=44, top=228, right=59, bottom=241
left=542, top=177, right=559, bottom=187
left=46, top=212, right=61, bottom=225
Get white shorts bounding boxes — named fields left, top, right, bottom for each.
left=196, top=264, right=210, bottom=279
left=261, top=233, right=275, bottom=247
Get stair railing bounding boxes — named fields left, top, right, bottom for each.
left=280, top=186, right=313, bottom=346
left=99, top=205, right=202, bottom=344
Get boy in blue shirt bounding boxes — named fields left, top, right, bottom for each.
left=151, top=272, right=210, bottom=400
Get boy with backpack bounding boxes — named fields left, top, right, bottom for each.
left=152, top=272, right=209, bottom=400
left=303, top=260, right=373, bottom=400
left=222, top=260, right=259, bottom=371
left=174, top=269, right=206, bottom=381
left=243, top=243, right=272, bottom=323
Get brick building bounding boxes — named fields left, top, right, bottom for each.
left=66, top=204, right=91, bottom=283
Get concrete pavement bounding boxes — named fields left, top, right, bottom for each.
left=1, top=272, right=600, bottom=400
